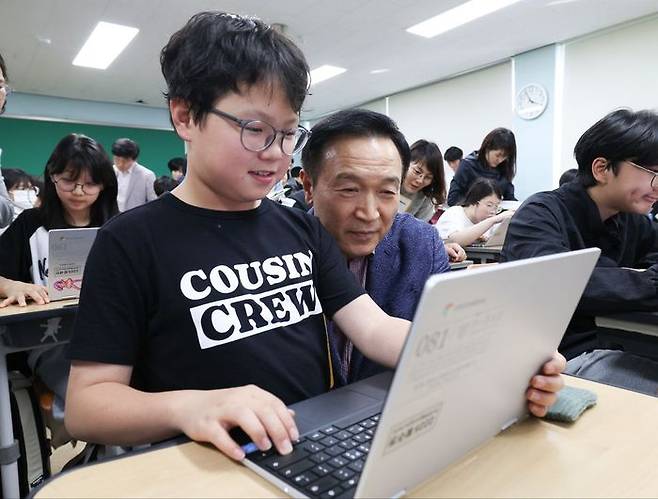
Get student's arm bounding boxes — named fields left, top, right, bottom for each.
left=503, top=179, right=516, bottom=201
left=446, top=210, right=513, bottom=247
left=66, top=361, right=298, bottom=460
left=503, top=201, right=658, bottom=313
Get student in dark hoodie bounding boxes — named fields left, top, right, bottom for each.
left=447, top=127, right=517, bottom=206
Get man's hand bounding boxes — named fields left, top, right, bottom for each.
left=526, top=351, right=566, bottom=417
left=172, top=385, right=299, bottom=461
left=444, top=242, right=466, bottom=262
left=0, top=278, right=49, bottom=307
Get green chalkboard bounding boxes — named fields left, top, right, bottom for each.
left=0, top=117, right=184, bottom=177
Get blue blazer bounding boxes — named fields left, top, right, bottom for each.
left=331, top=212, right=451, bottom=385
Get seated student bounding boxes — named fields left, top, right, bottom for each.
left=167, top=157, right=187, bottom=181
left=447, top=128, right=517, bottom=206
left=437, top=178, right=514, bottom=247
left=65, top=12, right=564, bottom=461
left=153, top=175, right=178, bottom=196
left=559, top=168, right=578, bottom=186
left=443, top=145, right=463, bottom=192
left=502, top=109, right=658, bottom=396
left=2, top=168, right=39, bottom=219
left=301, top=109, right=470, bottom=384
left=0, top=52, right=18, bottom=228
left=399, top=139, right=446, bottom=221
left=0, top=133, right=118, bottom=412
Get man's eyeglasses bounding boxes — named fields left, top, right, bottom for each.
left=51, top=176, right=103, bottom=195
left=627, top=160, right=658, bottom=188
left=208, top=108, right=310, bottom=156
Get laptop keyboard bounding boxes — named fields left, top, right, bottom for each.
left=245, top=413, right=380, bottom=498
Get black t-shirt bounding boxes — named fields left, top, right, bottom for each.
left=501, top=181, right=658, bottom=358
left=69, top=194, right=365, bottom=404
left=0, top=208, right=49, bottom=285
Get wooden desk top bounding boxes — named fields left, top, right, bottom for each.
left=0, top=298, right=78, bottom=323
left=35, top=376, right=658, bottom=498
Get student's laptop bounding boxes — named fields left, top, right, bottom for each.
left=468, top=216, right=511, bottom=248
left=47, top=227, right=98, bottom=301
left=242, top=248, right=599, bottom=498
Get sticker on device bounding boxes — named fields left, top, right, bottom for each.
left=383, top=403, right=443, bottom=455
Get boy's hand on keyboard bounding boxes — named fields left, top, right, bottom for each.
left=172, top=385, right=299, bottom=461
left=526, top=351, right=566, bottom=417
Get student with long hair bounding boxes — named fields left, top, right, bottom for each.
left=0, top=133, right=118, bottom=410
left=437, top=178, right=514, bottom=246
left=447, top=127, right=517, bottom=206
left=399, top=139, right=446, bottom=221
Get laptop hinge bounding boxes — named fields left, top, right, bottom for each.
left=500, top=417, right=518, bottom=432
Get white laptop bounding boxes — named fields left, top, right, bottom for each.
left=242, top=248, right=600, bottom=498
left=47, top=227, right=98, bottom=301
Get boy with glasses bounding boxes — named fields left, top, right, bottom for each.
left=502, top=108, right=658, bottom=395
left=66, top=12, right=565, bottom=461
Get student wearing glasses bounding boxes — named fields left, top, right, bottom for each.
left=437, top=178, right=514, bottom=247
left=64, top=12, right=564, bottom=461
left=0, top=133, right=118, bottom=432
left=502, top=109, right=658, bottom=395
left=447, top=127, right=517, bottom=206
left=399, top=139, right=446, bottom=221
left=0, top=52, right=21, bottom=228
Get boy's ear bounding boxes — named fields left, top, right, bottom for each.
left=169, top=99, right=194, bottom=142
left=300, top=170, right=313, bottom=205
left=591, top=157, right=611, bottom=185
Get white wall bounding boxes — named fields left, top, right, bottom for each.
left=560, top=15, right=658, bottom=171
left=386, top=62, right=513, bottom=158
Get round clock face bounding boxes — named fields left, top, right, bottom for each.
left=515, top=83, right=548, bottom=120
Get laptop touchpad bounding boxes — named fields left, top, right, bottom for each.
left=292, top=388, right=381, bottom=435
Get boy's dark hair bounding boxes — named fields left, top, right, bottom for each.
left=444, top=146, right=463, bottom=162
left=289, top=165, right=302, bottom=178
left=574, top=109, right=658, bottom=188
left=2, top=168, right=32, bottom=191
left=111, top=138, right=140, bottom=160
left=408, top=139, right=446, bottom=206
left=460, top=177, right=503, bottom=207
left=154, top=175, right=178, bottom=196
left=41, top=134, right=118, bottom=230
left=160, top=11, right=309, bottom=127
left=302, top=108, right=410, bottom=183
left=558, top=168, right=578, bottom=186
left=167, top=157, right=187, bottom=174
left=477, top=128, right=517, bottom=182
left=0, top=52, right=7, bottom=81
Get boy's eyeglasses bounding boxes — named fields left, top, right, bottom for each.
left=51, top=176, right=103, bottom=195
left=627, top=160, right=658, bottom=188
left=0, top=84, right=12, bottom=96
left=208, top=108, right=310, bottom=156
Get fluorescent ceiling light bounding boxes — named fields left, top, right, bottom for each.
left=406, top=0, right=523, bottom=38
left=310, top=65, right=347, bottom=86
left=73, top=21, right=139, bottom=69
left=370, top=68, right=390, bottom=74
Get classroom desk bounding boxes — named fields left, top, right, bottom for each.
left=448, top=259, right=473, bottom=271
left=595, top=311, right=658, bottom=360
left=0, top=299, right=78, bottom=499
left=464, top=245, right=503, bottom=264
left=34, top=376, right=658, bottom=498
